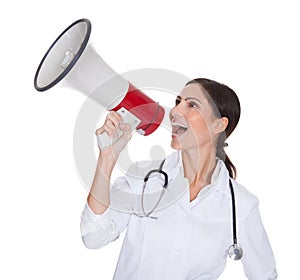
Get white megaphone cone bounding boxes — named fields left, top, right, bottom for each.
left=34, top=18, right=165, bottom=149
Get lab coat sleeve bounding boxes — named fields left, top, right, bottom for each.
left=240, top=201, right=278, bottom=279
left=80, top=203, right=118, bottom=249
left=80, top=176, right=133, bottom=249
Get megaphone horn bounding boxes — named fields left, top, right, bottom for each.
left=34, top=18, right=165, bottom=149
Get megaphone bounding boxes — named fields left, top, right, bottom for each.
left=34, top=18, right=165, bottom=149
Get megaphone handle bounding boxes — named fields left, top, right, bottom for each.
left=97, top=107, right=141, bottom=150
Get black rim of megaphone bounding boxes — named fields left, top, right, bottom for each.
left=34, top=18, right=92, bottom=92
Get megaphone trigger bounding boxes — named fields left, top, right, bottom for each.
left=97, top=107, right=141, bottom=150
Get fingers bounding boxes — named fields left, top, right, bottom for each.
left=119, top=123, right=132, bottom=140
left=96, top=111, right=123, bottom=137
left=119, top=123, right=131, bottom=132
left=106, top=111, right=122, bottom=126
left=111, top=123, right=132, bottom=153
left=95, top=127, right=104, bottom=135
left=95, top=112, right=133, bottom=153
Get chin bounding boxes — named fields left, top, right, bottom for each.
left=171, top=137, right=206, bottom=152
left=171, top=138, right=184, bottom=150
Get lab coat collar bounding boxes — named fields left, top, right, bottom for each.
left=123, top=151, right=231, bottom=216
left=154, top=151, right=230, bottom=218
left=213, top=158, right=231, bottom=197
left=164, top=151, right=231, bottom=198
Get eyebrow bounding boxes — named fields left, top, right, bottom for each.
left=177, top=96, right=202, bottom=104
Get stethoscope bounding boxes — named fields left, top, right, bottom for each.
left=138, top=159, right=243, bottom=261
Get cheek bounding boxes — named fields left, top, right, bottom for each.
left=187, top=112, right=213, bottom=141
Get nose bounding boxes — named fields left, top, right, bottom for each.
left=169, top=96, right=188, bottom=120
left=169, top=106, right=184, bottom=120
left=171, top=98, right=186, bottom=114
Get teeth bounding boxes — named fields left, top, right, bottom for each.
left=172, top=121, right=188, bottom=129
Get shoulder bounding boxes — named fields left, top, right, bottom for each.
left=113, top=151, right=181, bottom=193
left=231, top=180, right=259, bottom=219
left=120, top=151, right=181, bottom=189
left=132, top=151, right=180, bottom=170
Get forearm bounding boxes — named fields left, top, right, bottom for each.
left=87, top=153, right=116, bottom=214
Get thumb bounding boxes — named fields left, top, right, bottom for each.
left=119, top=123, right=132, bottom=141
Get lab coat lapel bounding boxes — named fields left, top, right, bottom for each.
left=157, top=151, right=192, bottom=216
left=165, top=172, right=192, bottom=217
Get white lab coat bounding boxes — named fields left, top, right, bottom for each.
left=80, top=151, right=277, bottom=279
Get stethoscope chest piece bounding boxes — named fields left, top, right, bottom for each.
left=228, top=244, right=243, bottom=260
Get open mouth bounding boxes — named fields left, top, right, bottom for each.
left=171, top=120, right=188, bottom=138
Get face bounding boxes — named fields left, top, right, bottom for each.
left=169, top=83, right=226, bottom=151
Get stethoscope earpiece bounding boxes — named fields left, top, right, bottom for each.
left=228, top=244, right=243, bottom=261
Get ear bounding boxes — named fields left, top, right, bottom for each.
left=213, top=117, right=228, bottom=134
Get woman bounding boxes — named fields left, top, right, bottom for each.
left=80, top=78, right=277, bottom=279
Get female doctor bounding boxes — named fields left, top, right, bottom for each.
left=80, top=78, right=277, bottom=279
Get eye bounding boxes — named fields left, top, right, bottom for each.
left=175, top=96, right=181, bottom=106
left=188, top=101, right=198, bottom=108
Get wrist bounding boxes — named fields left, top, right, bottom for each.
left=98, top=151, right=117, bottom=169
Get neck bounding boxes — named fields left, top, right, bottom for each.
left=182, top=147, right=217, bottom=190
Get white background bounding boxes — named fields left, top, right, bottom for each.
left=1, top=0, right=299, bottom=279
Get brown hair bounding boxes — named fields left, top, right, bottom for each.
left=186, top=78, right=241, bottom=179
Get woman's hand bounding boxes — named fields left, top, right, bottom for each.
left=96, top=111, right=132, bottom=161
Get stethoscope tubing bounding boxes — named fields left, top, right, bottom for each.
left=229, top=179, right=237, bottom=245
left=139, top=159, right=243, bottom=260
left=142, top=159, right=167, bottom=218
